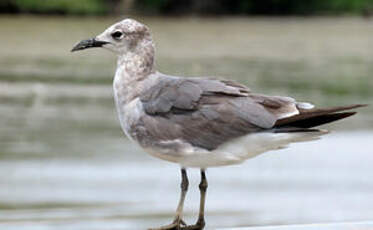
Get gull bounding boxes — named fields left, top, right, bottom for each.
left=71, top=18, right=366, bottom=230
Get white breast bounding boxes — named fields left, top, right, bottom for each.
left=113, top=70, right=144, bottom=141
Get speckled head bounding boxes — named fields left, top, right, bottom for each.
left=71, top=18, right=153, bottom=56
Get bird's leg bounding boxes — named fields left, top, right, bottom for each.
left=174, top=168, right=189, bottom=225
left=196, top=169, right=207, bottom=228
left=149, top=168, right=189, bottom=230
left=182, top=169, right=208, bottom=230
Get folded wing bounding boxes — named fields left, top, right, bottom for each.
left=140, top=76, right=364, bottom=151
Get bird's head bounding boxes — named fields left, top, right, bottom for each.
left=71, top=18, right=152, bottom=56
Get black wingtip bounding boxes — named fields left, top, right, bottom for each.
left=351, top=104, right=369, bottom=109
left=277, top=112, right=358, bottom=129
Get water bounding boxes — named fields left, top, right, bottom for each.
left=0, top=16, right=373, bottom=229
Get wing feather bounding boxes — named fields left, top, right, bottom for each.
left=139, top=76, right=365, bottom=151
left=140, top=77, right=301, bottom=150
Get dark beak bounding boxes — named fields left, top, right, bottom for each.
left=71, top=38, right=109, bottom=52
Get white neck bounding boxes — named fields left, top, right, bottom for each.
left=113, top=39, right=155, bottom=103
left=117, top=39, right=155, bottom=78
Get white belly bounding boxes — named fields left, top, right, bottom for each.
left=145, top=131, right=327, bottom=168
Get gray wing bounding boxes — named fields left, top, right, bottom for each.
left=139, top=76, right=302, bottom=151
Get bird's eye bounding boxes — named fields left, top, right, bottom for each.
left=111, top=31, right=123, bottom=40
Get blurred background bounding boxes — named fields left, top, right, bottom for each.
left=1, top=1, right=373, bottom=230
